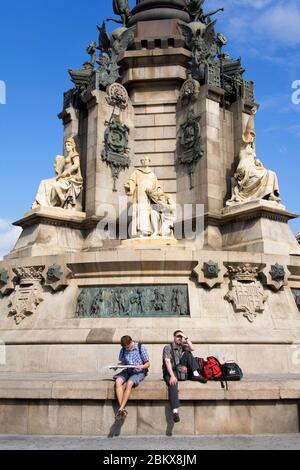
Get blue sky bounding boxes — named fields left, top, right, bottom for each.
left=0, top=0, right=300, bottom=257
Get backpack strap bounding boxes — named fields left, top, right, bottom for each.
left=138, top=342, right=149, bottom=375
left=138, top=342, right=146, bottom=364
left=211, top=357, right=229, bottom=391
left=170, top=343, right=178, bottom=375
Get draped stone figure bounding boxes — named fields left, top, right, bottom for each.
left=227, top=108, right=280, bottom=206
left=125, top=158, right=159, bottom=238
left=33, top=137, right=83, bottom=211
left=147, top=187, right=176, bottom=238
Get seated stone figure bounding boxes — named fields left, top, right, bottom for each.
left=227, top=108, right=280, bottom=206
left=32, top=137, right=83, bottom=211
left=147, top=187, right=176, bottom=238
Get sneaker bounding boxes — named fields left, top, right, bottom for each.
left=192, top=375, right=208, bottom=384
left=173, top=412, right=180, bottom=423
left=115, top=410, right=123, bottom=421
left=115, top=409, right=128, bottom=421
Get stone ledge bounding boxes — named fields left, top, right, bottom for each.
left=0, top=373, right=299, bottom=401
left=2, top=328, right=300, bottom=345
left=221, top=200, right=298, bottom=225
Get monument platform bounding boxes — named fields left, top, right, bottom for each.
left=0, top=373, right=299, bottom=436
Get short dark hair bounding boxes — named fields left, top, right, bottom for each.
left=121, top=335, right=133, bottom=347
left=174, top=330, right=183, bottom=337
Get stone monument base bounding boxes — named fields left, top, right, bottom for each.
left=121, top=236, right=178, bottom=247
left=0, top=373, right=299, bottom=436
left=221, top=200, right=300, bottom=255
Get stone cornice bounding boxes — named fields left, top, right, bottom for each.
left=13, top=208, right=102, bottom=232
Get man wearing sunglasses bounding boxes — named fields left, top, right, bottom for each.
left=163, top=330, right=207, bottom=423
left=114, top=335, right=150, bottom=421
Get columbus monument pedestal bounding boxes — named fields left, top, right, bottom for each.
left=0, top=0, right=300, bottom=436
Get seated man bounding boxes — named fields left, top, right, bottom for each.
left=114, top=335, right=150, bottom=421
left=163, top=330, right=207, bottom=423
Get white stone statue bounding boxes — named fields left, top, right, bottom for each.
left=147, top=187, right=176, bottom=238
left=125, top=158, right=176, bottom=239
left=33, top=137, right=83, bottom=211
left=227, top=108, right=280, bottom=206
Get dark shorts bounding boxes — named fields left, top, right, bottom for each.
left=114, top=369, right=146, bottom=387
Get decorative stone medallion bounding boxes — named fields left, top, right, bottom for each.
left=260, top=263, right=288, bottom=292
left=76, top=285, right=190, bottom=318
left=202, top=261, right=220, bottom=279
left=106, top=83, right=129, bottom=110
left=225, top=264, right=268, bottom=323
left=102, top=114, right=131, bottom=191
left=47, top=264, right=63, bottom=284
left=44, top=264, right=71, bottom=292
left=270, top=263, right=285, bottom=282
left=194, top=260, right=224, bottom=289
left=178, top=110, right=204, bottom=189
left=179, top=78, right=200, bottom=104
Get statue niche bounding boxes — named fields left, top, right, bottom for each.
left=227, top=108, right=280, bottom=206
left=125, top=158, right=176, bottom=239
left=32, top=137, right=83, bottom=211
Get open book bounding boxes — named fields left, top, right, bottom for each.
left=106, top=365, right=139, bottom=370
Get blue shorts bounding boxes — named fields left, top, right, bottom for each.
left=114, top=369, right=146, bottom=387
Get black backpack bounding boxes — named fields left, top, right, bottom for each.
left=222, top=362, right=243, bottom=382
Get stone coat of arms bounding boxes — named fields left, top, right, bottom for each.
left=225, top=264, right=268, bottom=323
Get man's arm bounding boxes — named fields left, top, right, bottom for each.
left=135, top=361, right=150, bottom=370
left=182, top=333, right=195, bottom=352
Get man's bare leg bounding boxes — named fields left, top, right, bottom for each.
left=115, top=378, right=125, bottom=408
left=119, top=380, right=134, bottom=411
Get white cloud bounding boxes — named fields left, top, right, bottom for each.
left=257, top=2, right=300, bottom=44
left=0, top=220, right=21, bottom=260
left=219, top=0, right=300, bottom=49
left=230, top=0, right=273, bottom=9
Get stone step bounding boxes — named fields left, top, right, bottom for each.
left=0, top=373, right=300, bottom=401
left=0, top=373, right=299, bottom=436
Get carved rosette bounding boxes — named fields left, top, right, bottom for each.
left=260, top=263, right=289, bottom=292
left=44, top=264, right=72, bottom=292
left=194, top=260, right=225, bottom=289
left=106, top=83, right=129, bottom=110
left=179, top=78, right=200, bottom=105
left=225, top=264, right=268, bottom=323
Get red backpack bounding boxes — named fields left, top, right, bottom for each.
left=202, top=356, right=228, bottom=390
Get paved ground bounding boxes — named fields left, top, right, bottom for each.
left=0, top=435, right=299, bottom=450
